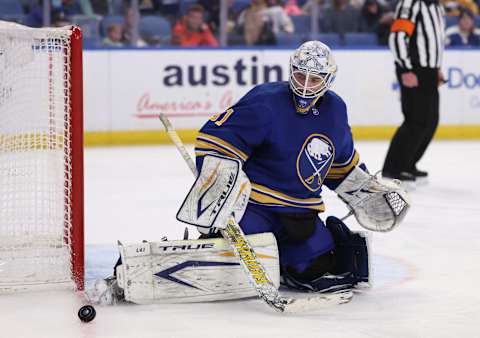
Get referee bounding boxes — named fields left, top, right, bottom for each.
left=382, top=0, right=446, bottom=183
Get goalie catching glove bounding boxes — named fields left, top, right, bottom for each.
left=177, top=154, right=251, bottom=235
left=335, top=165, right=410, bottom=232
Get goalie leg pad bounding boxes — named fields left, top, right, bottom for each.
left=115, top=233, right=279, bottom=304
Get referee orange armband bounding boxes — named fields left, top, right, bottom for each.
left=390, top=19, right=415, bottom=36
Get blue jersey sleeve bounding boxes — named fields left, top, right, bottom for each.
left=194, top=97, right=272, bottom=170
left=323, top=99, right=360, bottom=190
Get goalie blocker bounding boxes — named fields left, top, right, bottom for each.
left=176, top=154, right=250, bottom=235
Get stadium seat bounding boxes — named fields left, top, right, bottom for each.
left=0, top=0, right=24, bottom=23
left=232, top=0, right=251, bottom=14
left=100, top=15, right=124, bottom=36
left=276, top=33, right=306, bottom=46
left=70, top=15, right=101, bottom=47
left=291, top=15, right=311, bottom=34
left=445, top=15, right=458, bottom=28
left=139, top=15, right=171, bottom=44
left=110, top=0, right=125, bottom=15
left=179, top=0, right=198, bottom=14
left=315, top=33, right=342, bottom=47
left=344, top=33, right=378, bottom=46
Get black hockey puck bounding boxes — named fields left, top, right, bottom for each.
left=78, top=305, right=96, bottom=322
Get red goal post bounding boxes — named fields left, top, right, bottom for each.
left=0, top=22, right=84, bottom=292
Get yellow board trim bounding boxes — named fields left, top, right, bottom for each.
left=84, top=125, right=480, bottom=147
left=350, top=125, right=480, bottom=140
left=84, top=130, right=199, bottom=146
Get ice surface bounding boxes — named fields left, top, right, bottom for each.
left=1, top=141, right=479, bottom=338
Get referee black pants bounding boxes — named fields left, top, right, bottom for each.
left=383, top=67, right=439, bottom=175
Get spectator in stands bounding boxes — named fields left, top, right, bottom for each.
left=122, top=7, right=148, bottom=47
left=284, top=0, right=304, bottom=15
left=266, top=0, right=295, bottom=34
left=446, top=8, right=480, bottom=46
left=25, top=1, right=45, bottom=27
left=25, top=0, right=82, bottom=27
left=110, top=0, right=158, bottom=15
left=442, top=0, right=479, bottom=16
left=77, top=0, right=96, bottom=16
left=90, top=0, right=110, bottom=15
left=378, top=0, right=398, bottom=11
left=171, top=4, right=219, bottom=47
left=198, top=0, right=238, bottom=35
left=158, top=0, right=181, bottom=23
left=237, top=0, right=276, bottom=45
left=359, top=0, right=394, bottom=45
left=138, top=0, right=158, bottom=14
left=53, top=0, right=83, bottom=18
left=305, top=0, right=364, bottom=10
left=19, top=0, right=33, bottom=13
left=102, top=23, right=125, bottom=46
left=301, top=0, right=329, bottom=14
left=321, top=0, right=362, bottom=34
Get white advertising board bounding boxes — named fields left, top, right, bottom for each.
left=83, top=49, right=480, bottom=132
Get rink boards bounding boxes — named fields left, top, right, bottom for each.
left=81, top=49, right=480, bottom=145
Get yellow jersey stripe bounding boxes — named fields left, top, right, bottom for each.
left=250, top=182, right=325, bottom=211
left=328, top=151, right=360, bottom=175
left=331, top=149, right=357, bottom=167
left=195, top=139, right=242, bottom=161
left=325, top=174, right=347, bottom=179
left=251, top=183, right=323, bottom=204
left=196, top=133, right=248, bottom=161
left=250, top=193, right=325, bottom=211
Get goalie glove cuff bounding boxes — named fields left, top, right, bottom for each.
left=335, top=166, right=410, bottom=232
left=334, top=165, right=372, bottom=206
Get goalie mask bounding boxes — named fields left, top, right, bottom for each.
left=289, top=41, right=338, bottom=113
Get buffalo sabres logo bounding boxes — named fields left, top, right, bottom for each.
left=298, top=99, right=308, bottom=108
left=296, top=134, right=335, bottom=192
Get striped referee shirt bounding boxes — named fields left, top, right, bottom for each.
left=389, top=0, right=445, bottom=70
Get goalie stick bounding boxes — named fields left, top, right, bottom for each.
left=159, top=113, right=352, bottom=313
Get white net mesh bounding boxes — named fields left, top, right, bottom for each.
left=0, top=22, right=76, bottom=292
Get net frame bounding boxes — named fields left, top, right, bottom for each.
left=0, top=22, right=84, bottom=291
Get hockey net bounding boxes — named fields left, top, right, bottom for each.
left=0, top=21, right=84, bottom=292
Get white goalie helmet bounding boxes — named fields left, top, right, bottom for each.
left=289, top=41, right=338, bottom=99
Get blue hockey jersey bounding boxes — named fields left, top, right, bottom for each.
left=195, top=81, right=359, bottom=213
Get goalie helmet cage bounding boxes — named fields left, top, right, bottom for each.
left=0, top=22, right=84, bottom=292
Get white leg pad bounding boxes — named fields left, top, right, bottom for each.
left=116, top=233, right=279, bottom=304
